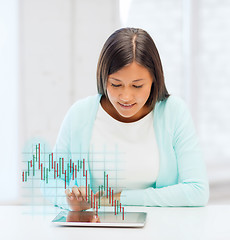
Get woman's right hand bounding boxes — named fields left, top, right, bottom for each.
left=65, top=186, right=99, bottom=211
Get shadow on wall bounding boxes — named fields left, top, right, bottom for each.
left=209, top=181, right=230, bottom=205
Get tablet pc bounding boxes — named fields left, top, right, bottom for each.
left=52, top=211, right=147, bottom=228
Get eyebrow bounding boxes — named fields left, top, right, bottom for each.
left=110, top=77, right=144, bottom=82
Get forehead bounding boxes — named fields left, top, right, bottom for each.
left=108, top=62, right=152, bottom=82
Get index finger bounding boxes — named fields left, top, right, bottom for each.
left=78, top=186, right=88, bottom=201
left=65, top=189, right=74, bottom=200
left=72, top=186, right=82, bottom=200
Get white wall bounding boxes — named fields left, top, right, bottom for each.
left=0, top=0, right=19, bottom=204
left=19, top=0, right=120, bottom=149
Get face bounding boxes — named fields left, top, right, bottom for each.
left=105, top=61, right=153, bottom=122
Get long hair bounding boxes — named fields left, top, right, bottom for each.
left=97, top=27, right=169, bottom=108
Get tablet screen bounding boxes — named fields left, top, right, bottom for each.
left=52, top=211, right=147, bottom=227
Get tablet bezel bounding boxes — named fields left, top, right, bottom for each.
left=52, top=211, right=147, bottom=228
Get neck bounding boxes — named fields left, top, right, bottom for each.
left=100, top=95, right=153, bottom=123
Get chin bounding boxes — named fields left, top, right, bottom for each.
left=117, top=111, right=138, bottom=119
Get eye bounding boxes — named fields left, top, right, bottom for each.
left=111, top=83, right=122, bottom=87
left=133, top=85, right=143, bottom=88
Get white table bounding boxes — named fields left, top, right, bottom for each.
left=0, top=205, right=229, bottom=240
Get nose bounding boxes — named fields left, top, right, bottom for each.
left=119, top=88, right=133, bottom=103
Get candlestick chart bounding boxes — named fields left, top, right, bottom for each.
left=21, top=143, right=125, bottom=219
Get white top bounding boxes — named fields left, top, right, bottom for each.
left=89, top=103, right=159, bottom=193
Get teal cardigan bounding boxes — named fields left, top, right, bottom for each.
left=41, top=94, right=209, bottom=208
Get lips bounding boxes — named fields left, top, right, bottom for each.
left=118, top=102, right=136, bottom=109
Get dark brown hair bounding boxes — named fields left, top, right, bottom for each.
left=97, top=27, right=169, bottom=108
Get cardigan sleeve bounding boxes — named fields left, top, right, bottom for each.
left=120, top=98, right=209, bottom=207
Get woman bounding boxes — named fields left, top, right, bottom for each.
left=43, top=27, right=209, bottom=211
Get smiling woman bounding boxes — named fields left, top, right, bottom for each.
left=41, top=27, right=209, bottom=211
left=102, top=62, right=154, bottom=122
left=97, top=27, right=169, bottom=123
